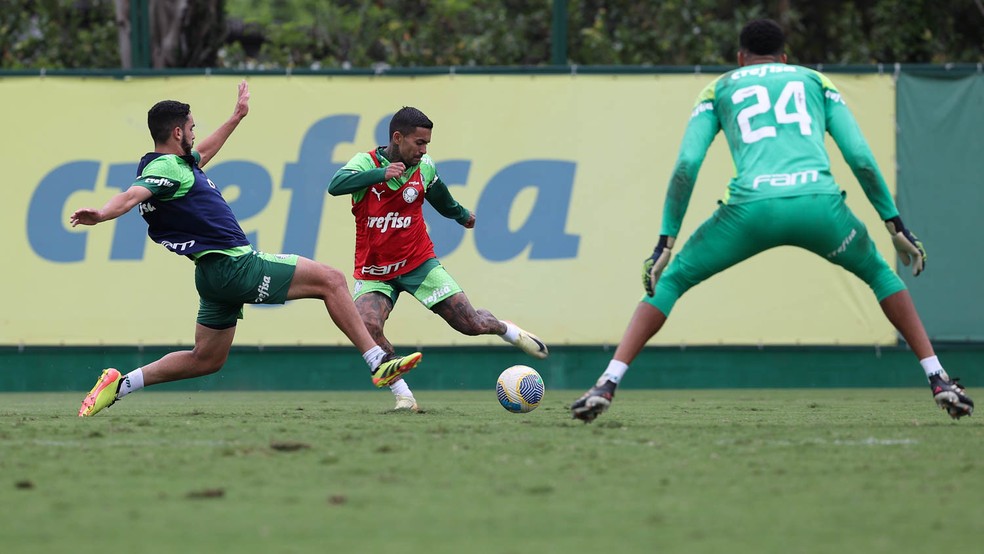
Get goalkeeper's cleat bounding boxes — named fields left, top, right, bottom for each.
left=930, top=373, right=974, bottom=420
left=393, top=394, right=419, bottom=412
left=505, top=321, right=549, bottom=359
left=78, top=368, right=122, bottom=417
left=372, top=352, right=422, bottom=388
left=570, top=379, right=618, bottom=423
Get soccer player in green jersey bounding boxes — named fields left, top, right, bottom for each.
left=328, top=107, right=548, bottom=411
left=570, top=19, right=973, bottom=422
left=73, top=81, right=422, bottom=417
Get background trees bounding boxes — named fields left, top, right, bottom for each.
left=2, top=0, right=981, bottom=70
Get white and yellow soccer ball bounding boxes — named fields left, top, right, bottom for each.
left=496, top=365, right=544, bottom=413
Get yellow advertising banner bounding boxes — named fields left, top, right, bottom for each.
left=3, top=73, right=897, bottom=346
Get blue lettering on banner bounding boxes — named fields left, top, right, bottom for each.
left=206, top=160, right=274, bottom=249
left=281, top=114, right=359, bottom=258
left=475, top=160, right=580, bottom=261
left=28, top=160, right=99, bottom=262
left=27, top=115, right=581, bottom=263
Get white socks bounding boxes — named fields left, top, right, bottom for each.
left=389, top=379, right=412, bottom=397
left=499, top=321, right=520, bottom=344
left=117, top=368, right=145, bottom=399
left=363, top=346, right=387, bottom=370
left=919, top=355, right=944, bottom=380
left=597, top=360, right=629, bottom=386
left=363, top=347, right=413, bottom=398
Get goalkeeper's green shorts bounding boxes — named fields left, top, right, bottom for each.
left=648, top=193, right=905, bottom=316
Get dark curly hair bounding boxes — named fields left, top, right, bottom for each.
left=389, top=106, right=433, bottom=138
left=148, top=100, right=191, bottom=145
left=739, top=19, right=785, bottom=57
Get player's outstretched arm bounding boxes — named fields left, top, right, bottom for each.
left=70, top=186, right=153, bottom=227
left=825, top=91, right=898, bottom=221
left=197, top=80, right=250, bottom=168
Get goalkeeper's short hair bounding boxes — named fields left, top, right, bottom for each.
left=740, top=19, right=785, bottom=57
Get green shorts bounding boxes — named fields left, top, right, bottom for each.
left=194, top=250, right=298, bottom=329
left=648, top=193, right=905, bottom=315
left=353, top=258, right=462, bottom=309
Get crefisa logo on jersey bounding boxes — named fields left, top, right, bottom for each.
left=402, top=187, right=419, bottom=203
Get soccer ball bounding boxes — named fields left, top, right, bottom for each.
left=496, top=365, right=544, bottom=413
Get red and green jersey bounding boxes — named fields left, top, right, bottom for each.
left=661, top=63, right=899, bottom=238
left=329, top=148, right=470, bottom=280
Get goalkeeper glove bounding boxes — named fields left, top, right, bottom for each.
left=885, top=216, right=926, bottom=276
left=642, top=235, right=675, bottom=297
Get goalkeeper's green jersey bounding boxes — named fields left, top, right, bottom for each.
left=660, top=62, right=899, bottom=238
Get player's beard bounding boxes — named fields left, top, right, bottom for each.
left=181, top=136, right=193, bottom=156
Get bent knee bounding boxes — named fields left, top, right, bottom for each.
left=319, top=264, right=349, bottom=290
left=191, top=351, right=228, bottom=376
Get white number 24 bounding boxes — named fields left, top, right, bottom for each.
left=732, top=81, right=812, bottom=144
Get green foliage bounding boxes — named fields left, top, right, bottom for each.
left=222, top=0, right=551, bottom=68
left=222, top=0, right=984, bottom=68
left=0, top=0, right=119, bottom=68
left=2, top=0, right=982, bottom=69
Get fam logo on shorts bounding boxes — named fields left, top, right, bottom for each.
left=402, top=186, right=419, bottom=203
left=354, top=280, right=364, bottom=294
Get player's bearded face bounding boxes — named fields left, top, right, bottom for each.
left=399, top=127, right=431, bottom=164
left=179, top=116, right=195, bottom=156
left=180, top=132, right=193, bottom=156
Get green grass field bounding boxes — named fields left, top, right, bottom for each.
left=1, top=389, right=981, bottom=554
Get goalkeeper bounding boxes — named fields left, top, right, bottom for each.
left=571, top=18, right=972, bottom=422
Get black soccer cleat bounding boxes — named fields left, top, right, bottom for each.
left=570, top=379, right=618, bottom=423
left=930, top=373, right=974, bottom=420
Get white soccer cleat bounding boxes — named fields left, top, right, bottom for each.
left=393, top=394, right=419, bottom=412
left=505, top=321, right=549, bottom=359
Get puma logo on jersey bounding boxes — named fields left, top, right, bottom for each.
left=371, top=187, right=384, bottom=201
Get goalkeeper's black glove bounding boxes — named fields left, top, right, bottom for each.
left=642, top=235, right=675, bottom=297
left=885, top=216, right=926, bottom=276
